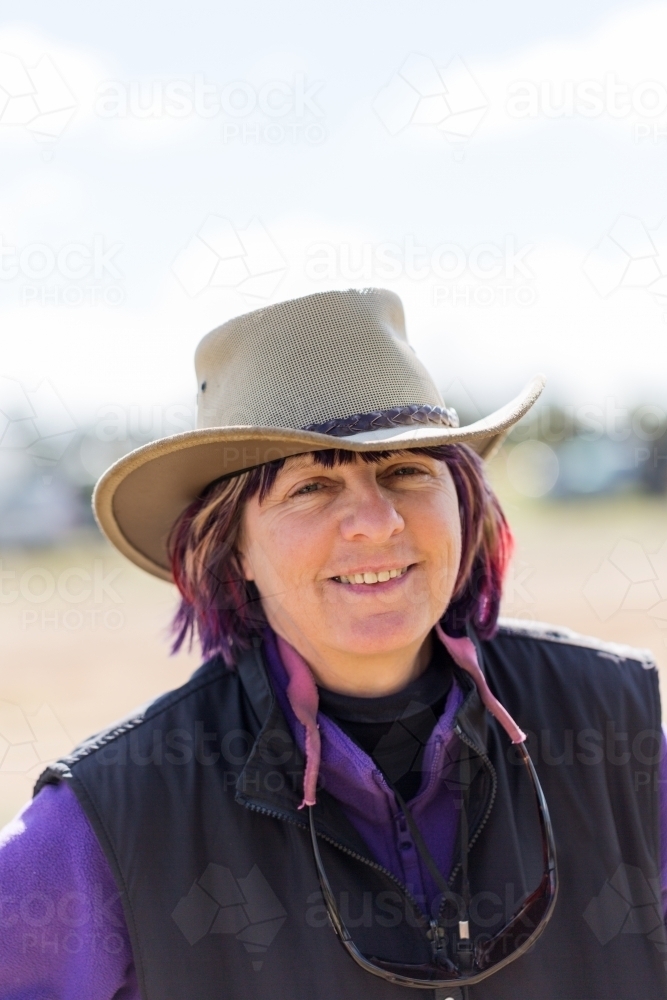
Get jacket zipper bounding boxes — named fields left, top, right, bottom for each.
left=245, top=806, right=459, bottom=968
left=444, top=726, right=498, bottom=894
left=243, top=723, right=497, bottom=967
left=243, top=801, right=429, bottom=924
left=423, top=726, right=498, bottom=965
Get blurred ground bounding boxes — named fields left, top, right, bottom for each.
left=0, top=448, right=665, bottom=827
left=490, top=463, right=667, bottom=677
left=0, top=540, right=200, bottom=827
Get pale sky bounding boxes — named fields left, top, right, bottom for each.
left=1, top=0, right=667, bottom=431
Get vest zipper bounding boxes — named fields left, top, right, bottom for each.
left=245, top=801, right=458, bottom=963
left=443, top=725, right=497, bottom=892
left=244, top=726, right=498, bottom=961
left=241, top=722, right=497, bottom=966
left=242, top=800, right=430, bottom=923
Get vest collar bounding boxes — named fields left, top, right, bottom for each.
left=233, top=627, right=493, bottom=821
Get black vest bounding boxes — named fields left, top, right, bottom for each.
left=36, top=620, right=667, bottom=1000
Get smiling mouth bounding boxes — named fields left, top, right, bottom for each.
left=331, top=565, right=412, bottom=585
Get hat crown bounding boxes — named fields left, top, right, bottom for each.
left=194, top=288, right=443, bottom=431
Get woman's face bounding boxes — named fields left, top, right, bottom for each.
left=238, top=451, right=462, bottom=670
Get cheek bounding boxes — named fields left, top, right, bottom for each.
left=420, top=491, right=462, bottom=598
left=244, top=514, right=329, bottom=596
left=443, top=493, right=462, bottom=568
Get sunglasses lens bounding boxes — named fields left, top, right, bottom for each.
left=364, top=957, right=460, bottom=980
left=476, top=875, right=553, bottom=970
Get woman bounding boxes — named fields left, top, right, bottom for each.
left=1, top=288, right=665, bottom=1000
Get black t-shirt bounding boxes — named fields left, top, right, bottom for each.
left=317, top=646, right=454, bottom=801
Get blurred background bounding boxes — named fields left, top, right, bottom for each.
left=1, top=0, right=666, bottom=825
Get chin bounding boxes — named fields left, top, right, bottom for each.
left=328, top=611, right=428, bottom=655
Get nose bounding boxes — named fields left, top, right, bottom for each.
left=338, top=476, right=405, bottom=543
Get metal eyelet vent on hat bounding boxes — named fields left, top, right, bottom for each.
left=303, top=404, right=460, bottom=438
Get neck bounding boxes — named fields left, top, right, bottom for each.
left=268, top=626, right=434, bottom=697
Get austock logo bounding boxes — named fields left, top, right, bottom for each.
left=95, top=74, right=326, bottom=145
left=0, top=234, right=124, bottom=306
left=373, top=53, right=487, bottom=150
left=0, top=700, right=70, bottom=774
left=583, top=863, right=665, bottom=956
left=583, top=539, right=667, bottom=631
left=583, top=214, right=667, bottom=304
left=171, top=863, right=287, bottom=971
left=0, top=375, right=76, bottom=466
left=171, top=216, right=287, bottom=300
left=0, top=53, right=77, bottom=154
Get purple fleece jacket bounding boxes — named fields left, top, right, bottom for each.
left=1, top=649, right=666, bottom=999
left=262, top=625, right=465, bottom=911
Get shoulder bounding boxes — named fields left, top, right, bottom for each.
left=0, top=783, right=133, bottom=991
left=492, top=617, right=657, bottom=670
left=35, top=653, right=233, bottom=794
left=2, top=782, right=101, bottom=864
left=482, top=618, right=661, bottom=729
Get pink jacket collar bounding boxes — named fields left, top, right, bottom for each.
left=275, top=624, right=526, bottom=809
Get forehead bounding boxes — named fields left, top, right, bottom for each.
left=281, top=449, right=423, bottom=472
left=271, top=449, right=450, bottom=486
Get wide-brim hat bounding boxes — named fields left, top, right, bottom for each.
left=93, top=288, right=545, bottom=581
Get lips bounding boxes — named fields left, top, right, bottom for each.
left=331, top=566, right=411, bottom=585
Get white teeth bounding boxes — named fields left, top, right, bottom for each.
left=335, top=567, right=409, bottom=585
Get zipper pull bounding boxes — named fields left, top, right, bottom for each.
left=428, top=918, right=447, bottom=963
left=456, top=920, right=474, bottom=971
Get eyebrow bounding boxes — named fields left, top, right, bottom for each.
left=280, top=453, right=327, bottom=474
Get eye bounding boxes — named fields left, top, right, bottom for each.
left=390, top=465, right=428, bottom=477
left=292, top=481, right=322, bottom=496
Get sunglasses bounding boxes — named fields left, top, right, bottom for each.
left=308, top=741, right=558, bottom=989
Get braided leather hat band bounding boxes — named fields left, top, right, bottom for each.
left=303, top=403, right=460, bottom=438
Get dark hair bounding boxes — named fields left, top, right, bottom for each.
left=167, top=444, right=513, bottom=666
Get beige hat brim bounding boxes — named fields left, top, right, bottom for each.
left=93, top=374, right=545, bottom=581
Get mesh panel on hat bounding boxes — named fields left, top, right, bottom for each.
left=195, top=289, right=443, bottom=431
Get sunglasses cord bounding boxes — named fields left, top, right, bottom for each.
left=457, top=748, right=473, bottom=973
left=385, top=775, right=452, bottom=964
left=388, top=776, right=470, bottom=972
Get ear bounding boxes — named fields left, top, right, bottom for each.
left=239, top=553, right=255, bottom=582
left=235, top=532, right=255, bottom=582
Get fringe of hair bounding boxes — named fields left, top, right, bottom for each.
left=167, top=444, right=513, bottom=667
